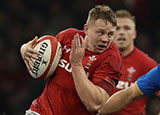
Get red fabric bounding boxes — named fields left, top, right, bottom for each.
left=30, top=28, right=122, bottom=115
left=112, top=47, right=157, bottom=115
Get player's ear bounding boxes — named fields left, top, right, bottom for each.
left=133, top=30, right=137, bottom=40
left=84, top=24, right=88, bottom=35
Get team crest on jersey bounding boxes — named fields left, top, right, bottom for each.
left=85, top=56, right=96, bottom=69
left=127, top=66, right=136, bottom=81
left=89, top=56, right=96, bottom=62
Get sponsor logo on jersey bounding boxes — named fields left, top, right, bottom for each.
left=58, top=59, right=90, bottom=77
left=116, top=81, right=134, bottom=89
left=58, top=59, right=72, bottom=73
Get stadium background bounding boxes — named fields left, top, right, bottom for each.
left=0, top=0, right=160, bottom=114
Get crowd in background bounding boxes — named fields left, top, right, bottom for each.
left=0, top=0, right=160, bottom=115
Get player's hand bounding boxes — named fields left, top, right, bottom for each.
left=70, top=33, right=86, bottom=66
left=20, top=36, right=39, bottom=70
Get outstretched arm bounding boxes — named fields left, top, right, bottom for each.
left=98, top=84, right=143, bottom=115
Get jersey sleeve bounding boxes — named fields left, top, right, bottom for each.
left=135, top=65, right=160, bottom=96
left=55, top=28, right=85, bottom=46
left=92, top=49, right=122, bottom=96
left=55, top=28, right=71, bottom=45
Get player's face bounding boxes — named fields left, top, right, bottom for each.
left=84, top=19, right=116, bottom=53
left=113, top=18, right=136, bottom=51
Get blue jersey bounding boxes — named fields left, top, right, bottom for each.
left=135, top=65, right=160, bottom=96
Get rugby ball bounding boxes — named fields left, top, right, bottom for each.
left=28, top=35, right=62, bottom=80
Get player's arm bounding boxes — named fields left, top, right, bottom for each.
left=98, top=65, right=160, bottom=114
left=70, top=33, right=109, bottom=112
left=72, top=65, right=109, bottom=112
left=20, top=36, right=39, bottom=70
left=98, top=84, right=143, bottom=115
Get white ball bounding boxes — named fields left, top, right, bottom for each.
left=28, top=35, right=62, bottom=80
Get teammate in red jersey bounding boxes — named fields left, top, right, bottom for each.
left=97, top=65, right=160, bottom=115
left=110, top=10, right=157, bottom=115
left=20, top=5, right=122, bottom=115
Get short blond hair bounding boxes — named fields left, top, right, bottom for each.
left=86, top=5, right=117, bottom=27
left=115, top=10, right=135, bottom=23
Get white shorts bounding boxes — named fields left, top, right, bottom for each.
left=25, top=109, right=40, bottom=115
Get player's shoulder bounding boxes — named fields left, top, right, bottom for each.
left=58, top=28, right=84, bottom=36
left=105, top=42, right=121, bottom=57
left=56, top=28, right=85, bottom=44
left=100, top=42, right=122, bottom=64
left=134, top=47, right=151, bottom=59
left=134, top=47, right=157, bottom=64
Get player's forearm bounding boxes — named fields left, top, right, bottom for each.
left=98, top=85, right=142, bottom=115
left=72, top=65, right=108, bottom=112
left=98, top=88, right=131, bottom=115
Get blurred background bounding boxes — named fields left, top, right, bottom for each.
left=0, top=0, right=160, bottom=115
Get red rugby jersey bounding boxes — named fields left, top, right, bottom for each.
left=112, top=48, right=157, bottom=115
left=30, top=28, right=122, bottom=115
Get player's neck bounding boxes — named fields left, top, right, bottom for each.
left=120, top=45, right=134, bottom=58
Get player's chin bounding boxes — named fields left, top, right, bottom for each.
left=118, top=46, right=126, bottom=51
left=95, top=49, right=106, bottom=54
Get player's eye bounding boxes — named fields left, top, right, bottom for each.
left=108, top=32, right=114, bottom=38
left=98, top=31, right=104, bottom=36
left=124, top=26, right=131, bottom=30
left=116, top=26, right=120, bottom=30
